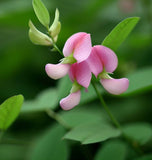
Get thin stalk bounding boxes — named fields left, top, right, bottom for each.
left=91, top=81, right=143, bottom=155
left=91, top=81, right=121, bottom=129
left=47, top=29, right=63, bottom=56
left=46, top=109, right=70, bottom=130
left=52, top=43, right=63, bottom=56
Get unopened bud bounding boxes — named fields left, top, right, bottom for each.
left=29, top=20, right=52, bottom=46
left=49, top=9, right=61, bottom=41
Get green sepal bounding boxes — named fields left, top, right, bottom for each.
left=70, top=82, right=82, bottom=93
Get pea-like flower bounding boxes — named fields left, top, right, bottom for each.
left=45, top=32, right=92, bottom=79
left=60, top=61, right=92, bottom=110
left=87, top=45, right=129, bottom=95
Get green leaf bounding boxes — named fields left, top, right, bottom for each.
left=60, top=106, right=106, bottom=128
left=134, top=154, right=152, bottom=160
left=30, top=125, right=69, bottom=160
left=123, top=122, right=152, bottom=145
left=0, top=95, right=24, bottom=130
left=102, top=17, right=140, bottom=51
left=123, top=66, right=152, bottom=96
left=95, top=140, right=127, bottom=160
left=32, top=0, right=50, bottom=28
left=21, top=88, right=58, bottom=112
left=64, top=121, right=121, bottom=144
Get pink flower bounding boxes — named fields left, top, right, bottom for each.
left=45, top=32, right=92, bottom=80
left=60, top=61, right=92, bottom=110
left=87, top=45, right=129, bottom=95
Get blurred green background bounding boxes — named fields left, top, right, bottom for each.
left=1, top=0, right=152, bottom=103
left=0, top=0, right=152, bottom=160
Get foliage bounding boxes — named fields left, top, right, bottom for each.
left=0, top=0, right=152, bottom=160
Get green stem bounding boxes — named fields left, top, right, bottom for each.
left=46, top=109, right=70, bottom=130
left=91, top=81, right=143, bottom=155
left=52, top=43, right=63, bottom=56
left=91, top=81, right=121, bottom=129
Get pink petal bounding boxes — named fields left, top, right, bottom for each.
left=63, top=32, right=87, bottom=57
left=94, top=45, right=118, bottom=73
left=73, top=34, right=92, bottom=63
left=86, top=47, right=103, bottom=77
left=100, top=78, right=129, bottom=95
left=60, top=90, right=81, bottom=110
left=45, top=63, right=70, bottom=80
left=69, top=61, right=92, bottom=88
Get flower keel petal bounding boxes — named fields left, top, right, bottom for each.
left=100, top=78, right=129, bottom=95
left=45, top=63, right=70, bottom=80
left=60, top=91, right=81, bottom=110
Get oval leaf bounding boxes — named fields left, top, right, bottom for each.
left=123, top=66, right=152, bottom=96
left=30, top=125, right=69, bottom=160
left=95, top=140, right=127, bottom=160
left=32, top=0, right=50, bottom=28
left=21, top=88, right=58, bottom=112
left=64, top=121, right=121, bottom=144
left=0, top=95, right=24, bottom=130
left=60, top=106, right=106, bottom=128
left=102, top=17, right=140, bottom=51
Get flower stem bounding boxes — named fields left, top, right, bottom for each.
left=91, top=81, right=121, bottom=129
left=46, top=109, right=70, bottom=130
left=91, top=81, right=143, bottom=155
left=52, top=43, right=63, bottom=56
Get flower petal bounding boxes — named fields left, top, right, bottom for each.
left=100, top=78, right=129, bottom=95
left=69, top=61, right=92, bottom=88
left=63, top=32, right=87, bottom=57
left=60, top=90, right=81, bottom=110
left=45, top=63, right=70, bottom=80
left=73, top=34, right=92, bottom=63
left=94, top=45, right=118, bottom=73
left=86, top=47, right=103, bottom=77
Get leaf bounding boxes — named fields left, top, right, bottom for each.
left=123, top=122, right=152, bottom=145
left=64, top=121, right=121, bottom=144
left=30, top=125, right=69, bottom=160
left=0, top=95, right=24, bottom=130
left=21, top=88, right=58, bottom=112
left=123, top=66, right=152, bottom=96
left=102, top=17, right=140, bottom=51
left=134, top=154, right=152, bottom=160
left=32, top=0, right=50, bottom=28
left=60, top=106, right=106, bottom=128
left=95, top=140, right=127, bottom=160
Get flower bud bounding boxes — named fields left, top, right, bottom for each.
left=29, top=20, right=52, bottom=46
left=49, top=9, right=61, bottom=41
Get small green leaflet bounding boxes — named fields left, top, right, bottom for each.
left=102, top=17, right=140, bottom=51
left=123, top=66, right=152, bottom=96
left=32, top=0, right=50, bottom=28
left=64, top=121, right=121, bottom=144
left=0, top=95, right=24, bottom=130
left=21, top=88, right=58, bottom=112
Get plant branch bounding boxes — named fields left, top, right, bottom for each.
left=46, top=109, right=71, bottom=130
left=91, top=80, right=143, bottom=155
